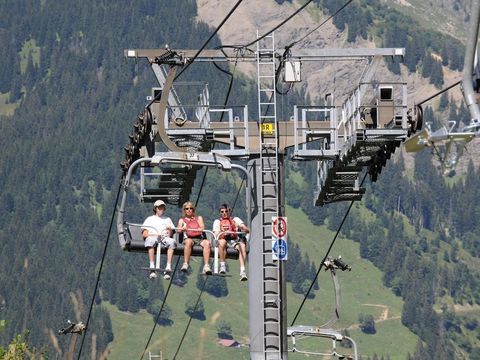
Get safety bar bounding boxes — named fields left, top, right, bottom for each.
left=124, top=224, right=247, bottom=273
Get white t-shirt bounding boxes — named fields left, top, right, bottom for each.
left=212, top=217, right=244, bottom=233
left=142, top=214, right=174, bottom=239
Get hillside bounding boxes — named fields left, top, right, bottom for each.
left=104, top=204, right=418, bottom=360
left=196, top=0, right=479, bottom=174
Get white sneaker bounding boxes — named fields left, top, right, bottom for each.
left=203, top=264, right=212, bottom=275
left=181, top=263, right=189, bottom=272
left=240, top=271, right=248, bottom=281
left=163, top=272, right=171, bottom=280
left=219, top=264, right=227, bottom=274
left=149, top=271, right=157, bottom=279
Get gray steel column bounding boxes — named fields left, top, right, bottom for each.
left=277, top=154, right=288, bottom=359
left=248, top=155, right=288, bottom=360
left=462, top=0, right=480, bottom=123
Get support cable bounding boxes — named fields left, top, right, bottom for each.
left=417, top=79, right=462, bottom=106
left=76, top=179, right=123, bottom=360
left=284, top=0, right=355, bottom=51
left=138, top=61, right=237, bottom=356
left=172, top=275, right=209, bottom=360
left=138, top=150, right=218, bottom=359
left=171, top=168, right=244, bottom=360
left=290, top=172, right=368, bottom=326
left=195, top=57, right=239, bottom=203
left=174, top=0, right=244, bottom=81
left=144, top=0, right=243, bottom=110
left=243, top=0, right=315, bottom=48
left=138, top=257, right=181, bottom=360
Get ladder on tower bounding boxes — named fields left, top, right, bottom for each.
left=256, top=31, right=282, bottom=359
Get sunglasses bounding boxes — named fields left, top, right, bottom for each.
left=184, top=207, right=194, bottom=210
left=220, top=209, right=229, bottom=213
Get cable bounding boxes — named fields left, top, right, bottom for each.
left=213, top=61, right=234, bottom=76
left=417, top=79, right=462, bottom=106
left=285, top=0, right=355, bottom=50
left=170, top=87, right=245, bottom=359
left=290, top=172, right=368, bottom=326
left=143, top=0, right=243, bottom=110
left=137, top=59, right=237, bottom=355
left=138, top=14, right=244, bottom=357
left=172, top=276, right=209, bottom=360
left=138, top=256, right=181, bottom=360
left=76, top=179, right=123, bottom=360
left=194, top=56, right=239, bottom=203
left=243, top=0, right=315, bottom=48
left=174, top=0, right=244, bottom=81
left=231, top=178, right=246, bottom=212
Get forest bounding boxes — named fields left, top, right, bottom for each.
left=0, top=0, right=479, bottom=359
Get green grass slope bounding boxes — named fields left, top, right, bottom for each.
left=105, top=205, right=418, bottom=360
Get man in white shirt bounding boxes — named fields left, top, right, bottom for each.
left=213, top=203, right=249, bottom=281
left=142, top=200, right=176, bottom=280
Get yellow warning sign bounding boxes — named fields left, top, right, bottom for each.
left=261, top=123, right=275, bottom=136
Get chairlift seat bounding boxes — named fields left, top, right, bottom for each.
left=123, top=223, right=241, bottom=259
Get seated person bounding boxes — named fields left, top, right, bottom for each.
left=141, top=200, right=176, bottom=280
left=177, top=201, right=212, bottom=275
left=213, top=203, right=249, bottom=281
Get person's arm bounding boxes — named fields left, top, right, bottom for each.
left=177, top=218, right=186, bottom=233
left=197, top=215, right=205, bottom=231
left=213, top=219, right=220, bottom=236
left=235, top=217, right=250, bottom=233
left=166, top=218, right=175, bottom=237
left=142, top=218, right=151, bottom=239
left=239, top=223, right=250, bottom=233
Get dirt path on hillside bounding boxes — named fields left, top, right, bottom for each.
left=346, top=304, right=401, bottom=330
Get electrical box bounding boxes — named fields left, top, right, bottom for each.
left=284, top=61, right=301, bottom=82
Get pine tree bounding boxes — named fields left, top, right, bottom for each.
left=185, top=293, right=206, bottom=321
left=438, top=92, right=449, bottom=111
left=217, top=320, right=233, bottom=339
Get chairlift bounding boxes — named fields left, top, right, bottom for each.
left=116, top=152, right=252, bottom=270
left=288, top=256, right=357, bottom=359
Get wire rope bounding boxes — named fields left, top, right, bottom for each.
left=290, top=172, right=368, bottom=326
left=417, top=79, right=462, bottom=106
left=174, top=0, right=244, bottom=81
left=285, top=0, right=355, bottom=51
left=138, top=257, right=181, bottom=360
left=138, top=58, right=239, bottom=358
left=243, top=0, right=315, bottom=48
left=76, top=179, right=122, bottom=360
left=144, top=0, right=244, bottom=110
left=172, top=274, right=209, bottom=360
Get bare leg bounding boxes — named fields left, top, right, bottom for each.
left=148, top=247, right=155, bottom=264
left=201, top=239, right=211, bottom=265
left=167, top=248, right=174, bottom=267
left=218, top=239, right=227, bottom=262
left=236, top=243, right=247, bottom=269
left=183, top=238, right=193, bottom=264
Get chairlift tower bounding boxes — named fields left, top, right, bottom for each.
left=120, top=36, right=416, bottom=359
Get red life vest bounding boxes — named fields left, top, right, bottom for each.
left=219, top=217, right=237, bottom=239
left=183, top=217, right=202, bottom=238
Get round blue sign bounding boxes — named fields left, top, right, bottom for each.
left=273, top=238, right=288, bottom=260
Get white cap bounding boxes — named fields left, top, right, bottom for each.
left=154, top=200, right=166, bottom=207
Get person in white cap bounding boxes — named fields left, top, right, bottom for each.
left=141, top=200, right=176, bottom=280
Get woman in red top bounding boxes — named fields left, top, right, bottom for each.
left=177, top=201, right=212, bottom=275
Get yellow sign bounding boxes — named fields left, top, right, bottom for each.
left=261, top=123, right=275, bottom=136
